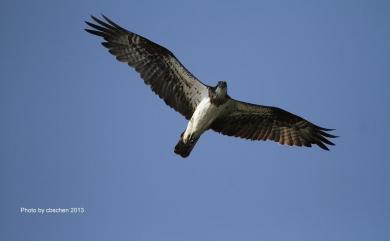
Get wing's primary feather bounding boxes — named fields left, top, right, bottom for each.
left=85, top=15, right=209, bottom=119
left=211, top=99, right=337, bottom=150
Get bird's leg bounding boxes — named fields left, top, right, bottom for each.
left=187, top=134, right=196, bottom=144
left=182, top=131, right=197, bottom=144
left=189, top=136, right=196, bottom=144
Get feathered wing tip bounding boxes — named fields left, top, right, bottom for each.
left=84, top=15, right=125, bottom=38
left=312, top=124, right=338, bottom=151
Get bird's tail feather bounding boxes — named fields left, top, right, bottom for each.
left=174, top=133, right=198, bottom=158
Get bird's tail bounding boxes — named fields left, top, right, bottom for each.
left=174, top=133, right=199, bottom=158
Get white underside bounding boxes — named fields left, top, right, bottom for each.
left=182, top=97, right=227, bottom=143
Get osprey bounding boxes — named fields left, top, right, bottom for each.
left=85, top=15, right=336, bottom=158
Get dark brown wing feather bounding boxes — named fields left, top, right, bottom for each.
left=211, top=99, right=337, bottom=150
left=85, top=15, right=209, bottom=119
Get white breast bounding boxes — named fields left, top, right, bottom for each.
left=182, top=97, right=227, bottom=143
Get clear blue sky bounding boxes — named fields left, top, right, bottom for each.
left=1, top=0, right=389, bottom=240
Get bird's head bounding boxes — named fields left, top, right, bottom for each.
left=215, top=81, right=228, bottom=97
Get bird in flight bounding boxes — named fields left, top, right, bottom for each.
left=85, top=15, right=336, bottom=158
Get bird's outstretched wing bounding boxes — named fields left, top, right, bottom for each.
left=211, top=99, right=337, bottom=150
left=85, top=15, right=209, bottom=119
